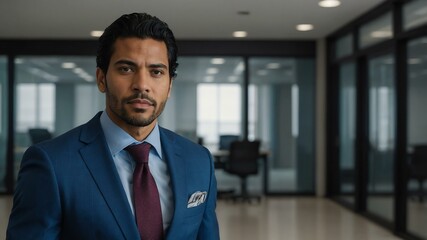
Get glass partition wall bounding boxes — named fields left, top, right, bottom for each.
left=166, top=56, right=316, bottom=194
left=248, top=57, right=315, bottom=193
left=3, top=52, right=316, bottom=195
left=161, top=56, right=244, bottom=147
left=406, top=36, right=427, bottom=240
left=327, top=0, right=427, bottom=239
left=13, top=56, right=103, bottom=182
left=161, top=57, right=247, bottom=194
left=338, top=62, right=356, bottom=205
left=367, top=54, right=395, bottom=222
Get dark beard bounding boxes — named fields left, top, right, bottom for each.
left=118, top=98, right=167, bottom=127
left=106, top=87, right=167, bottom=127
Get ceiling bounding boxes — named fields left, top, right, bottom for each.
left=0, top=0, right=385, bottom=40
left=2, top=0, right=393, bottom=85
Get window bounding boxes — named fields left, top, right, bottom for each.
left=335, top=34, right=354, bottom=59
left=162, top=56, right=244, bottom=148
left=403, top=0, right=427, bottom=31
left=359, top=12, right=393, bottom=48
left=16, top=83, right=55, bottom=132
left=197, top=83, right=242, bottom=147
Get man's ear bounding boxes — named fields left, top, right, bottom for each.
left=96, top=68, right=106, bottom=93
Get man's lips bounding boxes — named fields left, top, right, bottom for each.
left=128, top=98, right=154, bottom=108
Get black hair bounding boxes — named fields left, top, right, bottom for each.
left=96, top=12, right=178, bottom=78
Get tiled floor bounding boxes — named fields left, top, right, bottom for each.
left=217, top=197, right=401, bottom=240
left=0, top=196, right=401, bottom=239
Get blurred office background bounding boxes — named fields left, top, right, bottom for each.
left=0, top=0, right=427, bottom=239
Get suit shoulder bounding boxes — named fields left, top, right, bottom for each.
left=36, top=125, right=83, bottom=148
left=159, top=127, right=207, bottom=153
left=35, top=113, right=102, bottom=151
left=160, top=128, right=198, bottom=145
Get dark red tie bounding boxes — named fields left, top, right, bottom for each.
left=126, top=142, right=164, bottom=240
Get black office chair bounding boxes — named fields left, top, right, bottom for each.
left=215, top=135, right=240, bottom=169
left=219, top=135, right=240, bottom=150
left=224, top=140, right=261, bottom=203
left=28, top=128, right=52, bottom=144
left=408, top=145, right=427, bottom=202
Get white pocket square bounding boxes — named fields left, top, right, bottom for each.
left=187, top=191, right=207, bottom=208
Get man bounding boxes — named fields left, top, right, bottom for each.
left=7, top=13, right=219, bottom=240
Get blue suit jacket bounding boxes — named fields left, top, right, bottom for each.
left=7, top=113, right=219, bottom=239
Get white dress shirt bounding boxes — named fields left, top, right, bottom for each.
left=99, top=111, right=174, bottom=231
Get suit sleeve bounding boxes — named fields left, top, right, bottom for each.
left=7, top=145, right=62, bottom=239
left=197, top=149, right=220, bottom=240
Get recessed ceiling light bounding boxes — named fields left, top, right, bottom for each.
left=371, top=30, right=392, bottom=38
left=296, top=24, right=314, bottom=31
left=204, top=76, right=215, bottom=82
left=82, top=76, right=95, bottom=82
left=90, top=30, right=104, bottom=37
left=383, top=58, right=394, bottom=65
left=28, top=67, right=59, bottom=82
left=73, top=68, right=84, bottom=74
left=257, top=70, right=268, bottom=76
left=266, top=63, right=281, bottom=69
left=318, top=0, right=341, bottom=8
left=234, top=62, right=245, bottom=74
left=211, top=58, right=225, bottom=65
left=233, top=31, right=248, bottom=38
left=408, top=58, right=422, bottom=64
left=206, top=67, right=219, bottom=74
left=228, top=76, right=239, bottom=82
left=62, top=62, right=76, bottom=69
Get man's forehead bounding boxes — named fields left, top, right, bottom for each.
left=110, top=37, right=169, bottom=63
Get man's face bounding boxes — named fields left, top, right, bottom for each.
left=96, top=37, right=172, bottom=132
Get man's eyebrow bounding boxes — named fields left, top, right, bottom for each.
left=114, top=60, right=137, bottom=67
left=113, top=60, right=167, bottom=70
left=149, top=63, right=168, bottom=69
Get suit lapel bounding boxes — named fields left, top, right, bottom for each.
left=160, top=128, right=188, bottom=234
left=79, top=113, right=139, bottom=240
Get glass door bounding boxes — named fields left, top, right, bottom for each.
left=248, top=57, right=315, bottom=193
left=366, top=54, right=395, bottom=222
left=406, top=36, right=427, bottom=239
left=338, top=62, right=356, bottom=205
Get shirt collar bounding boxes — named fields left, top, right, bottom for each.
left=100, top=111, right=162, bottom=159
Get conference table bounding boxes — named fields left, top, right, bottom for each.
left=211, top=149, right=270, bottom=195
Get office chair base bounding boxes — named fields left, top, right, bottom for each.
left=225, top=193, right=262, bottom=203
left=217, top=189, right=235, bottom=199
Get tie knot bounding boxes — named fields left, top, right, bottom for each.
left=126, top=142, right=151, bottom=164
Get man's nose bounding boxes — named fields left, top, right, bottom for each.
left=132, top=70, right=150, bottom=92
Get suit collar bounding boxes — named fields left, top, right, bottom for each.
left=99, top=111, right=163, bottom=159
left=159, top=128, right=188, bottom=235
left=79, top=112, right=139, bottom=239
left=80, top=118, right=189, bottom=238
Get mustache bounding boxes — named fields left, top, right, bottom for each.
left=124, top=92, right=157, bottom=106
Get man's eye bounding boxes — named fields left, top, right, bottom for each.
left=119, top=66, right=133, bottom=73
left=152, top=70, right=164, bottom=76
